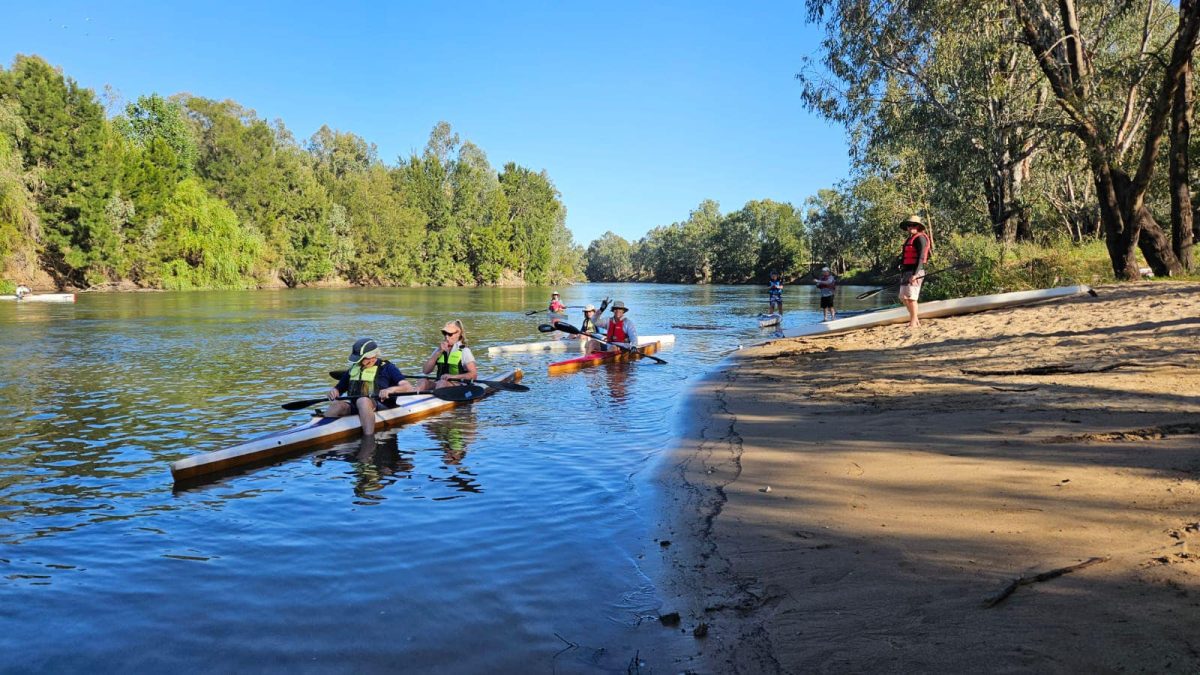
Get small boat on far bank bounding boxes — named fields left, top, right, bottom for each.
left=768, top=285, right=1093, bottom=342
left=548, top=341, right=661, bottom=375
left=487, top=334, right=675, bottom=355
left=1, top=293, right=76, bottom=303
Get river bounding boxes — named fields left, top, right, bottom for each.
left=0, top=283, right=885, bottom=672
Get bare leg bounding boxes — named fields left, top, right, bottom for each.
left=902, top=298, right=920, bottom=327
left=324, top=401, right=351, bottom=418
left=356, top=396, right=377, bottom=435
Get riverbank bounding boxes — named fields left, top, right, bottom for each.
left=656, top=281, right=1200, bottom=672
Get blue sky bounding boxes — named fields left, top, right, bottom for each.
left=1, top=1, right=849, bottom=246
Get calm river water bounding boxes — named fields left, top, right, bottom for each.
left=1, top=283, right=884, bottom=672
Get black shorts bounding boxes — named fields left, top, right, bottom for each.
left=820, top=296, right=834, bottom=309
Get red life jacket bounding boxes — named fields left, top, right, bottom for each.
left=606, top=318, right=629, bottom=343
left=901, top=233, right=931, bottom=266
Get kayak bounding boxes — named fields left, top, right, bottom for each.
left=487, top=334, right=675, bottom=355
left=769, top=285, right=1093, bottom=342
left=547, top=341, right=660, bottom=375
left=170, top=368, right=523, bottom=482
left=758, top=313, right=781, bottom=327
left=0, top=293, right=76, bottom=303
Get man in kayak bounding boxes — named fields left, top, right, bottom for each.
left=593, top=300, right=638, bottom=351
left=897, top=215, right=932, bottom=328
left=549, top=291, right=566, bottom=314
left=816, top=267, right=837, bottom=321
left=419, top=319, right=478, bottom=391
left=326, top=338, right=414, bottom=435
left=767, top=270, right=784, bottom=316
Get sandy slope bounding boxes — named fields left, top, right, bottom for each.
left=656, top=282, right=1200, bottom=673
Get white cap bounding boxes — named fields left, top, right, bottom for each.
left=821, top=267, right=830, bottom=272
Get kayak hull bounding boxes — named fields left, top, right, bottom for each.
left=487, top=334, right=674, bottom=355
left=170, top=369, right=522, bottom=482
left=1, top=293, right=76, bottom=303
left=547, top=341, right=660, bottom=375
left=770, top=285, right=1092, bottom=342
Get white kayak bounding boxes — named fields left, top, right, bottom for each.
left=769, top=285, right=1092, bottom=341
left=1, top=293, right=76, bottom=303
left=487, top=334, right=676, bottom=355
left=757, top=313, right=781, bottom=328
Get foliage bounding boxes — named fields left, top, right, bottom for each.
left=920, top=234, right=1113, bottom=301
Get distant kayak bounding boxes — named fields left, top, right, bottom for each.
left=487, top=335, right=674, bottom=355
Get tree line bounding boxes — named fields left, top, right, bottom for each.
left=0, top=55, right=582, bottom=291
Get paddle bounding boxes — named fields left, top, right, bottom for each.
left=282, top=386, right=484, bottom=410
left=328, top=370, right=528, bottom=392
left=523, top=305, right=586, bottom=316
left=539, top=321, right=669, bottom=365
left=855, top=262, right=974, bottom=300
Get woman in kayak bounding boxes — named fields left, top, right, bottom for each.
left=549, top=292, right=566, bottom=314
left=326, top=338, right=415, bottom=435
left=419, top=320, right=478, bottom=391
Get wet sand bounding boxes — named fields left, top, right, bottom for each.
left=656, top=282, right=1200, bottom=672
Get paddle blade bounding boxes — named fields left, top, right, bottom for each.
left=537, top=323, right=557, bottom=333
left=551, top=320, right=582, bottom=335
left=491, top=381, right=530, bottom=392
left=329, top=370, right=346, bottom=380
left=431, top=384, right=487, bottom=402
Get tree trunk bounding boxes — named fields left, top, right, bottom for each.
left=1170, top=61, right=1195, bottom=271
left=1111, top=168, right=1185, bottom=277
left=1093, top=161, right=1141, bottom=281
left=988, top=158, right=1031, bottom=244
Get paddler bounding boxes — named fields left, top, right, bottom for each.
left=897, top=215, right=932, bottom=328
left=14, top=284, right=31, bottom=300
left=548, top=291, right=566, bottom=314
left=593, top=300, right=638, bottom=351
left=767, top=270, right=784, bottom=315
left=419, top=319, right=478, bottom=391
left=326, top=338, right=415, bottom=435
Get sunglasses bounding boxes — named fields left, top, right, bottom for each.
left=441, top=330, right=459, bottom=337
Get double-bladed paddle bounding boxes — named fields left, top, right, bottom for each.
left=282, top=385, right=485, bottom=411
left=539, top=321, right=669, bottom=365
left=328, top=370, right=528, bottom=392
left=855, top=262, right=974, bottom=300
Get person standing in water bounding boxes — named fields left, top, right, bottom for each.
left=897, top=215, right=932, bottom=328
left=816, top=267, right=837, bottom=321
left=767, top=271, right=784, bottom=316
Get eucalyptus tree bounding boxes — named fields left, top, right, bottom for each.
left=799, top=1, right=1055, bottom=245
left=585, top=231, right=635, bottom=281
left=1010, top=0, right=1200, bottom=277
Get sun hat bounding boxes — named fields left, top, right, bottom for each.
left=821, top=267, right=830, bottom=272
left=900, top=214, right=926, bottom=231
left=584, top=304, right=596, bottom=311
left=551, top=291, right=560, bottom=296
left=349, top=338, right=380, bottom=363
left=610, top=300, right=629, bottom=312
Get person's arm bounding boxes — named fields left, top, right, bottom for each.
left=422, top=346, right=442, bottom=375
left=624, top=320, right=638, bottom=347
left=379, top=363, right=414, bottom=398
left=329, top=372, right=350, bottom=400
left=914, top=236, right=928, bottom=273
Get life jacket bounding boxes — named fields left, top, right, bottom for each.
left=606, top=318, right=629, bottom=344
left=768, top=279, right=783, bottom=296
left=901, top=233, right=931, bottom=266
left=436, top=347, right=465, bottom=378
left=348, top=360, right=387, bottom=397
left=581, top=315, right=598, bottom=334
left=549, top=300, right=566, bottom=312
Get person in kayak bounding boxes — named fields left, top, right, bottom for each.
left=549, top=292, right=566, bottom=313
left=767, top=270, right=784, bottom=316
left=816, top=267, right=837, bottom=321
left=419, top=319, right=478, bottom=390
left=593, top=300, right=638, bottom=351
left=326, top=338, right=414, bottom=435
left=897, top=215, right=932, bottom=328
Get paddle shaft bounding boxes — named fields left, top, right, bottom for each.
left=551, top=320, right=668, bottom=365
left=856, top=263, right=972, bottom=300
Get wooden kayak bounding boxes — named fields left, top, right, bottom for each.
left=0, top=293, right=76, bottom=303
left=771, top=285, right=1093, bottom=341
left=757, top=313, right=781, bottom=327
left=487, top=334, right=675, bottom=355
left=547, top=341, right=660, bottom=375
left=170, top=369, right=523, bottom=482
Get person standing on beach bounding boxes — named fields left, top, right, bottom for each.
left=897, top=215, right=932, bottom=328
left=767, top=270, right=784, bottom=316
left=816, top=267, right=837, bottom=321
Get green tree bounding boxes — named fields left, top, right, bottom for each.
left=155, top=177, right=264, bottom=289
left=585, top=231, right=635, bottom=281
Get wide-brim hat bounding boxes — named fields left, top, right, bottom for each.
left=584, top=304, right=596, bottom=312
left=610, top=300, right=629, bottom=312
left=551, top=291, right=560, bottom=296
left=900, top=215, right=926, bottom=231
left=349, top=338, right=380, bottom=363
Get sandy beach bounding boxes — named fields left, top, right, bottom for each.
left=656, top=281, right=1200, bottom=673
